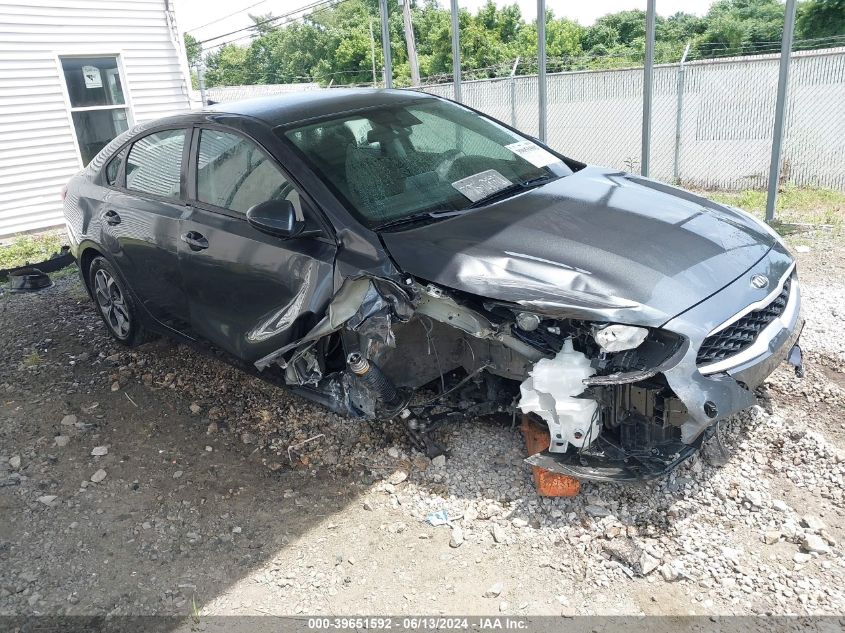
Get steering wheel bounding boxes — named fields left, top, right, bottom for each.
left=435, top=149, right=466, bottom=181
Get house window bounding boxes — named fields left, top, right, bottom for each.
left=61, top=56, right=131, bottom=165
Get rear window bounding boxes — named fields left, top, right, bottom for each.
left=125, top=129, right=186, bottom=199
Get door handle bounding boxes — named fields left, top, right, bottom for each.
left=181, top=231, right=209, bottom=251
left=101, top=210, right=121, bottom=226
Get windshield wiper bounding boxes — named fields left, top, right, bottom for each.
left=374, top=175, right=559, bottom=230
left=374, top=211, right=443, bottom=231
left=466, top=174, right=559, bottom=209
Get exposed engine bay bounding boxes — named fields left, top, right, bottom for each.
left=253, top=274, right=732, bottom=481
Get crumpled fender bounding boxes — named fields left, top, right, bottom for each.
left=253, top=275, right=415, bottom=382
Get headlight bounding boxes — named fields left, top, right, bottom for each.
left=593, top=324, right=648, bottom=353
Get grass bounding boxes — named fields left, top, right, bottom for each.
left=22, top=351, right=42, bottom=367
left=705, top=187, right=845, bottom=235
left=0, top=233, right=63, bottom=270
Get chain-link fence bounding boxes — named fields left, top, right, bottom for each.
left=417, top=46, right=845, bottom=192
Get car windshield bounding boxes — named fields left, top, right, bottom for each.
left=282, top=98, right=573, bottom=228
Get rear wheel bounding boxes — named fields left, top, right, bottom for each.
left=88, top=256, right=149, bottom=347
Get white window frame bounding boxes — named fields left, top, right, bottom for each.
left=55, top=52, right=136, bottom=168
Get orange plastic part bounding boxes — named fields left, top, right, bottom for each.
left=521, top=417, right=581, bottom=497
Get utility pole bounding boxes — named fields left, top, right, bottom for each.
left=379, top=0, right=393, bottom=88
left=369, top=19, right=378, bottom=86
left=196, top=62, right=207, bottom=108
left=400, top=0, right=420, bottom=86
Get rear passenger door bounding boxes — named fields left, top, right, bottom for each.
left=179, top=126, right=336, bottom=362
left=102, top=128, right=191, bottom=333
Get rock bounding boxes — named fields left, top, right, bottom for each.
left=586, top=505, right=612, bottom=518
left=9, top=455, right=21, bottom=469
left=388, top=469, right=408, bottom=485
left=232, top=526, right=242, bottom=534
left=603, top=538, right=645, bottom=573
left=362, top=500, right=374, bottom=511
left=37, top=495, right=57, bottom=506
left=90, top=469, right=107, bottom=483
left=484, top=582, right=504, bottom=598
left=720, top=546, right=742, bottom=562
left=91, top=446, right=108, bottom=456
left=772, top=499, right=789, bottom=512
left=189, top=403, right=202, bottom=415
left=206, top=422, right=219, bottom=434
left=111, top=381, right=120, bottom=392
left=54, top=435, right=70, bottom=447
left=492, top=524, right=507, bottom=544
left=241, top=432, right=256, bottom=445
left=387, top=447, right=400, bottom=459
left=801, top=515, right=826, bottom=531
left=744, top=490, right=763, bottom=507
left=61, top=414, right=77, bottom=426
left=802, top=534, right=830, bottom=554
left=173, top=470, right=184, bottom=479
left=793, top=552, right=812, bottom=564
left=660, top=562, right=679, bottom=582
left=511, top=517, right=528, bottom=528
left=763, top=530, right=781, bottom=545
left=205, top=446, right=213, bottom=452
left=431, top=455, right=446, bottom=468
left=640, top=553, right=660, bottom=576
left=449, top=526, right=464, bottom=548
left=499, top=601, right=508, bottom=612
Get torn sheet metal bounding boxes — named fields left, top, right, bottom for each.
left=253, top=276, right=414, bottom=381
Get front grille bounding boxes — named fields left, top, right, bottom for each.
left=696, top=277, right=792, bottom=367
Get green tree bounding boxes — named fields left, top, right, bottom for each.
left=797, top=0, right=845, bottom=39
left=183, top=33, right=202, bottom=68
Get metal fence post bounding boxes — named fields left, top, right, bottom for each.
left=510, top=57, right=520, bottom=127
left=673, top=41, right=691, bottom=184
left=450, top=0, right=461, bottom=102
left=537, top=0, right=547, bottom=142
left=197, top=62, right=207, bottom=107
left=641, top=0, right=656, bottom=176
left=379, top=0, right=392, bottom=89
left=765, top=0, right=797, bottom=223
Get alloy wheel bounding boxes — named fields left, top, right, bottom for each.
left=93, top=268, right=131, bottom=338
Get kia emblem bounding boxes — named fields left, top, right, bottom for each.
left=750, top=274, right=769, bottom=289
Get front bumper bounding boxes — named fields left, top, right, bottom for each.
left=662, top=244, right=802, bottom=443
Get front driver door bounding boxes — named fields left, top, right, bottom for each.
left=178, top=126, right=337, bottom=363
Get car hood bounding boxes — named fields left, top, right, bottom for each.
left=380, top=166, right=776, bottom=327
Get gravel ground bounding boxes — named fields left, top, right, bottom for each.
left=0, top=233, right=844, bottom=619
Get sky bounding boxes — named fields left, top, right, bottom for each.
left=177, top=0, right=717, bottom=47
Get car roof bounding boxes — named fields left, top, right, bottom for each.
left=205, top=88, right=438, bottom=127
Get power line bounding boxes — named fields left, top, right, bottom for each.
left=198, top=0, right=339, bottom=45
left=187, top=0, right=272, bottom=34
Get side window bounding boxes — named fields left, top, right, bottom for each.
left=197, top=129, right=297, bottom=216
left=125, top=129, right=185, bottom=199
left=105, top=148, right=125, bottom=186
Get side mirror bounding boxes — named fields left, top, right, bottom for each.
left=245, top=199, right=304, bottom=238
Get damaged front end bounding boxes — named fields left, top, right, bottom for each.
left=254, top=247, right=802, bottom=481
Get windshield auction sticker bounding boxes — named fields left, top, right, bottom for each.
left=505, top=140, right=560, bottom=168
left=451, top=169, right=512, bottom=202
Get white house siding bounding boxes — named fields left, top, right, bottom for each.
left=0, top=0, right=192, bottom=237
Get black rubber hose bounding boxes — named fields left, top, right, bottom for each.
left=347, top=352, right=402, bottom=409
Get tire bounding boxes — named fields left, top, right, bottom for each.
left=87, top=256, right=150, bottom=347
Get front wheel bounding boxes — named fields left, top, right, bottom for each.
left=88, top=256, right=149, bottom=347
